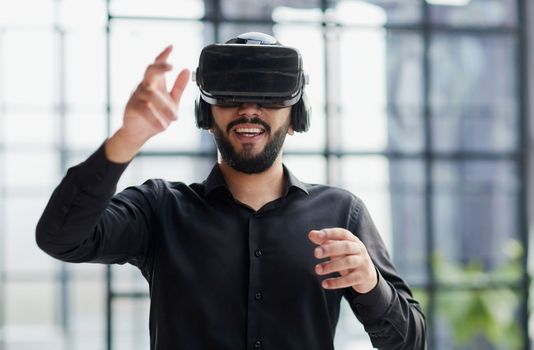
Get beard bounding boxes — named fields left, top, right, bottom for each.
left=212, top=116, right=289, bottom=174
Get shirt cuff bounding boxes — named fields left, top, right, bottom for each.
left=76, top=140, right=131, bottom=191
left=348, top=269, right=394, bottom=325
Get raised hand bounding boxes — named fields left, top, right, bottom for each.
left=106, top=46, right=190, bottom=163
left=308, top=228, right=378, bottom=294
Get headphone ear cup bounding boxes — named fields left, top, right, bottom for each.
left=195, top=98, right=213, bottom=129
left=291, top=93, right=311, bottom=132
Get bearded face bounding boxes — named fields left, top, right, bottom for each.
left=210, top=106, right=292, bottom=174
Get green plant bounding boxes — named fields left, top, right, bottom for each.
left=433, top=239, right=523, bottom=349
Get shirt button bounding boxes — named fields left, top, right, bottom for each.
left=254, top=249, right=262, bottom=257
left=254, top=340, right=262, bottom=348
left=255, top=292, right=262, bottom=300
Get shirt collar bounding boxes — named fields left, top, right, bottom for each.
left=203, top=164, right=309, bottom=197
left=283, top=165, right=309, bottom=196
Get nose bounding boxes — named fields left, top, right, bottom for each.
left=237, top=103, right=262, bottom=116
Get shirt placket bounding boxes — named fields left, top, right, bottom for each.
left=247, top=210, right=264, bottom=349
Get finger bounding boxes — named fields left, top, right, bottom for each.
left=143, top=63, right=173, bottom=85
left=308, top=230, right=327, bottom=245
left=170, top=69, right=191, bottom=104
left=320, top=271, right=360, bottom=290
left=320, top=228, right=358, bottom=242
left=155, top=45, right=173, bottom=63
left=308, top=228, right=357, bottom=245
left=315, top=255, right=362, bottom=275
left=136, top=86, right=177, bottom=122
left=314, top=240, right=362, bottom=259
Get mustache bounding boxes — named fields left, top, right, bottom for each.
left=227, top=116, right=271, bottom=134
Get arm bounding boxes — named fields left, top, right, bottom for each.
left=36, top=46, right=190, bottom=265
left=308, top=199, right=426, bottom=349
left=36, top=144, right=152, bottom=264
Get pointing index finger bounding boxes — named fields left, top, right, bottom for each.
left=155, top=45, right=173, bottom=63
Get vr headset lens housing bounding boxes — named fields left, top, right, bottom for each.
left=196, top=44, right=304, bottom=107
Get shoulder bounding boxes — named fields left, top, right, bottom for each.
left=149, top=178, right=207, bottom=195
left=117, top=178, right=205, bottom=200
left=305, top=182, right=362, bottom=203
left=302, top=182, right=366, bottom=214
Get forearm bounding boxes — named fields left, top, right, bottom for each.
left=36, top=142, right=129, bottom=260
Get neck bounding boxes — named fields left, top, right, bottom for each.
left=218, top=155, right=286, bottom=211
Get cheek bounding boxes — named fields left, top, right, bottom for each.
left=270, top=109, right=292, bottom=128
left=211, top=106, right=237, bottom=123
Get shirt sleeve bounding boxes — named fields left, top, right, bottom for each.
left=35, top=141, right=156, bottom=267
left=343, top=197, right=427, bottom=349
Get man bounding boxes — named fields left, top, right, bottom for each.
left=37, top=32, right=426, bottom=349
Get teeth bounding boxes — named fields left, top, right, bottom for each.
left=235, top=128, right=263, bottom=134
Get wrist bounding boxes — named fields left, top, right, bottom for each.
left=105, top=128, right=146, bottom=163
left=352, top=267, right=379, bottom=294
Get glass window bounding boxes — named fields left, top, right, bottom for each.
left=384, top=31, right=425, bottom=153
left=3, top=30, right=55, bottom=108
left=65, top=30, right=106, bottom=109
left=337, top=29, right=424, bottom=152
left=5, top=151, right=59, bottom=190
left=112, top=298, right=150, bottom=350
left=389, top=159, right=427, bottom=285
left=109, top=0, right=204, bottom=19
left=58, top=0, right=107, bottom=29
left=70, top=277, right=106, bottom=350
left=433, top=160, right=522, bottom=282
left=111, top=264, right=148, bottom=295
left=65, top=111, right=108, bottom=151
left=5, top=110, right=57, bottom=147
left=5, top=196, right=57, bottom=273
left=429, top=0, right=517, bottom=27
left=0, top=0, right=55, bottom=26
left=327, top=0, right=422, bottom=25
left=430, top=34, right=518, bottom=152
left=221, top=0, right=321, bottom=21
left=5, top=280, right=62, bottom=348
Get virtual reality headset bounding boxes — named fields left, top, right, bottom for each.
left=193, top=42, right=308, bottom=108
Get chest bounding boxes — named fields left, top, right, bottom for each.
left=152, top=194, right=351, bottom=286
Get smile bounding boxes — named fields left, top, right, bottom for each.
left=234, top=127, right=266, bottom=137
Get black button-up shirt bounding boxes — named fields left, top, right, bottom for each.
left=36, top=144, right=426, bottom=349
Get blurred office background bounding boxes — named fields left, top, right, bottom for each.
left=0, top=0, right=532, bottom=349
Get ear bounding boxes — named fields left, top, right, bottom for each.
left=288, top=125, right=295, bottom=136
